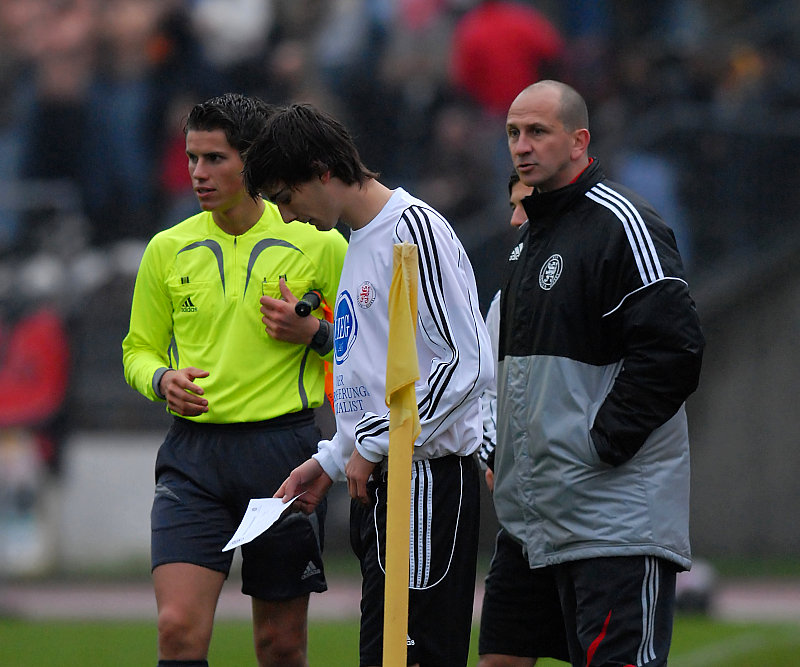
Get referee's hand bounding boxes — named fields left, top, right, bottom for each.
left=160, top=367, right=210, bottom=416
left=261, top=277, right=320, bottom=345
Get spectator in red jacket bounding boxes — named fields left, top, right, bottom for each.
left=450, top=1, right=565, bottom=117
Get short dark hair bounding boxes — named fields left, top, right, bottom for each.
left=243, top=103, right=378, bottom=199
left=508, top=171, right=521, bottom=196
left=185, top=93, right=276, bottom=156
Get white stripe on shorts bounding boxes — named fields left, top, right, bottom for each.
left=637, top=556, right=659, bottom=665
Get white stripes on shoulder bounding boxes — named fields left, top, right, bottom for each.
left=396, top=205, right=459, bottom=421
left=586, top=182, right=664, bottom=285
left=587, top=183, right=688, bottom=318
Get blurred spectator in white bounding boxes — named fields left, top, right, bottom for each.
left=187, top=0, right=274, bottom=91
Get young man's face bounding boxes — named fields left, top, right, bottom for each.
left=506, top=86, right=581, bottom=193
left=509, top=179, right=533, bottom=228
left=266, top=177, right=339, bottom=231
left=186, top=129, right=248, bottom=213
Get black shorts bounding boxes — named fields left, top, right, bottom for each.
left=350, top=454, right=480, bottom=667
left=151, top=413, right=327, bottom=601
left=555, top=555, right=677, bottom=667
left=478, top=529, right=569, bottom=661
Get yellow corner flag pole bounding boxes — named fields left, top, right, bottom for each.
left=382, top=242, right=421, bottom=666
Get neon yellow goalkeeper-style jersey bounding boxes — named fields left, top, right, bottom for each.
left=122, top=203, right=347, bottom=423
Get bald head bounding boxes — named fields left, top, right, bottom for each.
left=518, top=80, right=588, bottom=132
left=506, top=80, right=591, bottom=192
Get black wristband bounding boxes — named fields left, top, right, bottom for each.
left=309, top=319, right=333, bottom=355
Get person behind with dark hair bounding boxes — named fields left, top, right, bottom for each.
left=495, top=80, right=704, bottom=667
left=478, top=171, right=529, bottom=480
left=476, top=172, right=570, bottom=666
left=243, top=103, right=493, bottom=667
left=123, top=93, right=348, bottom=667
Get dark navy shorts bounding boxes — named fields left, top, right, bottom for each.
left=555, top=555, right=677, bottom=667
left=151, top=412, right=327, bottom=601
left=350, top=454, right=480, bottom=667
left=478, top=528, right=570, bottom=661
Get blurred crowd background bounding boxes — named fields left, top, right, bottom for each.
left=1, top=0, right=799, bottom=577
left=3, top=0, right=800, bottom=270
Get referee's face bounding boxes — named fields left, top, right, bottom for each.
left=186, top=129, right=249, bottom=215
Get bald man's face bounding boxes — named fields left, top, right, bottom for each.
left=506, top=86, right=587, bottom=192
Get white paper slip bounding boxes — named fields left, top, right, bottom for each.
left=222, top=495, right=304, bottom=552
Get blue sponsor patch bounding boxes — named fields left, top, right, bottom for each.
left=334, top=290, right=358, bottom=363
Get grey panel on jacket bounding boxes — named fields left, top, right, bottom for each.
left=493, top=354, right=692, bottom=571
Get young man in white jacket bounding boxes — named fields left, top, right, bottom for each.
left=243, top=103, right=493, bottom=667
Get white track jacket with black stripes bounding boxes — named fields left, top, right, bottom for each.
left=313, top=188, right=493, bottom=481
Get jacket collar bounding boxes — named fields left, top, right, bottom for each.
left=522, top=158, right=604, bottom=223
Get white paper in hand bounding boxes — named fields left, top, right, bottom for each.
left=222, top=495, right=304, bottom=552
